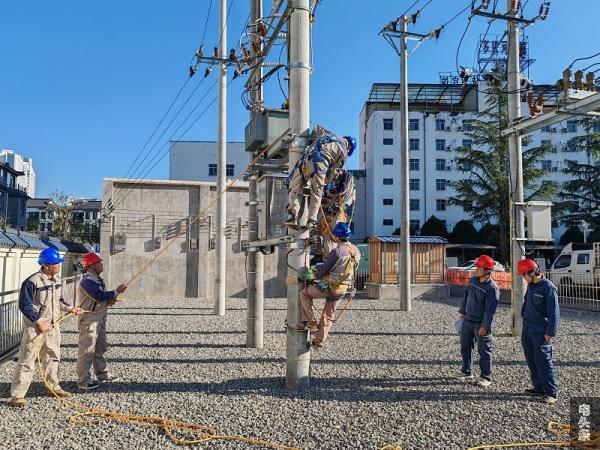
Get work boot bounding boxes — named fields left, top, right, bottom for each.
left=9, top=397, right=27, bottom=407
left=98, top=375, right=121, bottom=383
left=51, top=389, right=71, bottom=398
left=311, top=340, right=324, bottom=348
left=456, top=373, right=475, bottom=382
left=78, top=381, right=100, bottom=391
left=542, top=395, right=558, bottom=405
left=524, top=388, right=543, bottom=396
left=284, top=213, right=297, bottom=227
left=294, top=321, right=317, bottom=332
left=305, top=219, right=318, bottom=229
left=477, top=378, right=492, bottom=387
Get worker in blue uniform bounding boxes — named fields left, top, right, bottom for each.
left=457, top=255, right=499, bottom=387
left=517, top=258, right=560, bottom=405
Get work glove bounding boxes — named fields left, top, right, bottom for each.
left=298, top=267, right=314, bottom=282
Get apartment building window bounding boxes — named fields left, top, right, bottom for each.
left=409, top=118, right=419, bottom=131
left=383, top=198, right=393, bottom=206
left=383, top=158, right=393, bottom=165
left=541, top=160, right=552, bottom=171
left=435, top=118, right=445, bottom=131
left=594, top=121, right=600, bottom=133
left=226, top=164, right=234, bottom=176
left=461, top=162, right=473, bottom=171
left=436, top=179, right=447, bottom=191
left=383, top=118, right=394, bottom=130
left=410, top=199, right=420, bottom=211
left=462, top=139, right=473, bottom=149
left=409, top=179, right=420, bottom=191
left=436, top=199, right=447, bottom=211
left=40, top=211, right=46, bottom=220
left=410, top=219, right=420, bottom=233
left=436, top=158, right=446, bottom=171
left=409, top=158, right=420, bottom=171
left=383, top=138, right=394, bottom=145
left=462, top=119, right=473, bottom=131
left=566, top=120, right=577, bottom=133
left=208, top=164, right=217, bottom=176
left=383, top=178, right=394, bottom=185
left=436, top=139, right=446, bottom=151
left=383, top=219, right=394, bottom=226
left=409, top=138, right=420, bottom=151
left=541, top=125, right=551, bottom=132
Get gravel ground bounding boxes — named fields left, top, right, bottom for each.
left=0, top=295, right=599, bottom=450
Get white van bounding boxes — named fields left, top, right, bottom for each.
left=548, top=242, right=600, bottom=293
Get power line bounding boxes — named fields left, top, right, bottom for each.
left=567, top=51, right=600, bottom=70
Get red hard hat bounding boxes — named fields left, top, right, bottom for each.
left=82, top=252, right=103, bottom=268
left=474, top=255, right=495, bottom=269
left=517, top=258, right=538, bottom=276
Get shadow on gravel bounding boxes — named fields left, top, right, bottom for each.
left=6, top=376, right=546, bottom=404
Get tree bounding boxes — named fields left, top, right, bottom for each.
left=449, top=220, right=479, bottom=244
left=47, top=191, right=72, bottom=239
left=557, top=120, right=600, bottom=232
left=420, top=215, right=448, bottom=238
left=478, top=223, right=500, bottom=247
left=26, top=220, right=39, bottom=233
left=448, top=80, right=557, bottom=263
left=559, top=226, right=584, bottom=245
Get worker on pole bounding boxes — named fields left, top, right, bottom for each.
left=297, top=222, right=360, bottom=348
left=10, top=248, right=83, bottom=407
left=457, top=255, right=499, bottom=387
left=319, top=169, right=355, bottom=257
left=285, top=125, right=355, bottom=229
left=76, top=253, right=126, bottom=390
left=517, top=258, right=560, bottom=404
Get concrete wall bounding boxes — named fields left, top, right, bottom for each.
left=101, top=178, right=286, bottom=300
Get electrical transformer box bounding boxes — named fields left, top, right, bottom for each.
left=257, top=174, right=288, bottom=241
left=245, top=109, right=290, bottom=153
left=525, top=201, right=553, bottom=241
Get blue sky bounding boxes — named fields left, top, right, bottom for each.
left=0, top=0, right=597, bottom=199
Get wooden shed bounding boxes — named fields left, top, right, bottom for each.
left=367, top=236, right=448, bottom=284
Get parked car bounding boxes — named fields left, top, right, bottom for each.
left=449, top=259, right=506, bottom=272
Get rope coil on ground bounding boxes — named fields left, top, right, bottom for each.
left=33, top=313, right=300, bottom=450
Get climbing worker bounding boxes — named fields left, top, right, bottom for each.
left=319, top=168, right=355, bottom=257
left=457, top=254, right=499, bottom=387
left=284, top=124, right=356, bottom=229
left=517, top=258, right=560, bottom=404
left=9, top=247, right=84, bottom=407
left=76, top=253, right=127, bottom=390
left=297, top=222, right=360, bottom=348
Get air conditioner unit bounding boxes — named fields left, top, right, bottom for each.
left=561, top=128, right=568, bottom=133
left=552, top=167, right=558, bottom=172
left=446, top=166, right=452, bottom=171
left=550, top=128, right=557, bottom=132
left=457, top=126, right=463, bottom=131
left=446, top=146, right=452, bottom=151
left=445, top=126, right=451, bottom=131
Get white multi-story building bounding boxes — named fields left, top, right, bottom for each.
left=26, top=198, right=102, bottom=234
left=0, top=149, right=35, bottom=197
left=356, top=81, right=596, bottom=242
left=169, top=141, right=249, bottom=182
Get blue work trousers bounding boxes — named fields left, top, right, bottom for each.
left=521, top=322, right=558, bottom=397
left=460, top=320, right=493, bottom=380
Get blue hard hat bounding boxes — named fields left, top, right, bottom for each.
left=38, top=247, right=64, bottom=265
left=332, top=222, right=352, bottom=239
left=343, top=136, right=356, bottom=157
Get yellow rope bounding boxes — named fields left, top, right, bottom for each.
left=467, top=421, right=600, bottom=449
left=32, top=314, right=300, bottom=450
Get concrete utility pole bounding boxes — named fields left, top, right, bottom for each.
left=506, top=0, right=526, bottom=336
left=380, top=15, right=434, bottom=311
left=398, top=16, right=411, bottom=312
left=285, top=0, right=311, bottom=389
left=247, top=0, right=265, bottom=348
left=214, top=0, right=227, bottom=316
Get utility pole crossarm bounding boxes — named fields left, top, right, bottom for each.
left=501, top=92, right=600, bottom=136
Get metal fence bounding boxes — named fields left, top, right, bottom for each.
left=0, top=275, right=81, bottom=361
left=446, top=269, right=600, bottom=312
